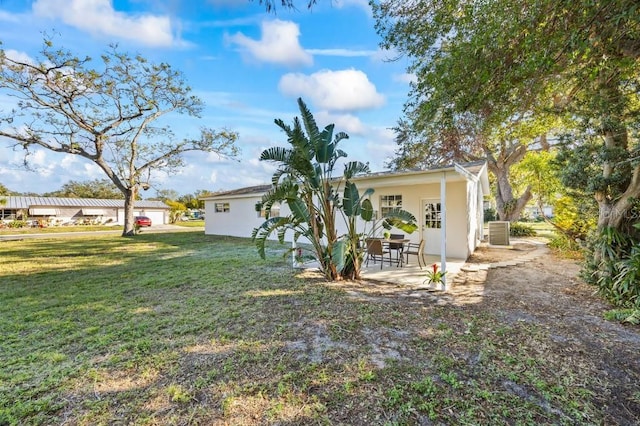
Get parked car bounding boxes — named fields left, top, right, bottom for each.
left=134, top=216, right=152, bottom=227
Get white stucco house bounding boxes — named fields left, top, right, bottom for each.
left=202, top=161, right=490, bottom=260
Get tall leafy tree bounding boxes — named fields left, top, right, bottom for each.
left=372, top=0, right=640, bottom=235
left=252, top=98, right=416, bottom=281
left=0, top=183, right=11, bottom=196
left=43, top=179, right=122, bottom=199
left=0, top=38, right=238, bottom=236
left=153, top=189, right=180, bottom=203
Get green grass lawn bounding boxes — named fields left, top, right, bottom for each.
left=0, top=231, right=629, bottom=424
left=173, top=219, right=205, bottom=227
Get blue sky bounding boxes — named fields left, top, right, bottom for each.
left=0, top=0, right=413, bottom=197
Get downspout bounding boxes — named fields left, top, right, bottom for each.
left=440, top=171, right=447, bottom=291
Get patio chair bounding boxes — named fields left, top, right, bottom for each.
left=388, top=233, right=405, bottom=265
left=365, top=238, right=393, bottom=269
left=405, top=239, right=426, bottom=269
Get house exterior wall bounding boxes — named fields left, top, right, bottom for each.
left=204, top=197, right=265, bottom=237
left=204, top=165, right=489, bottom=259
left=366, top=181, right=468, bottom=258
left=204, top=179, right=476, bottom=259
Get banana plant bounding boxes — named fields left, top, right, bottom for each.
left=252, top=98, right=417, bottom=281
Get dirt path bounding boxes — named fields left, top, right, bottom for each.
left=330, top=245, right=640, bottom=423
left=457, top=250, right=640, bottom=423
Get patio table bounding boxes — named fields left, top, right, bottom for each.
left=373, top=238, right=410, bottom=267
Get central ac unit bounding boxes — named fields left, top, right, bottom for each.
left=489, top=221, right=510, bottom=245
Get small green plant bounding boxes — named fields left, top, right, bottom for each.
left=424, top=263, right=446, bottom=285
left=8, top=220, right=27, bottom=228
left=357, top=359, right=376, bottom=382
left=603, top=309, right=640, bottom=325
left=510, top=222, right=536, bottom=237
left=166, top=384, right=191, bottom=403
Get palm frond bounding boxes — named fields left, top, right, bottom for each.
left=297, top=98, right=320, bottom=147
left=343, top=161, right=370, bottom=179
left=260, top=146, right=290, bottom=162
left=251, top=216, right=290, bottom=258
left=333, top=131, right=349, bottom=145
left=383, top=208, right=418, bottom=233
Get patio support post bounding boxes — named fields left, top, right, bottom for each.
left=292, top=240, right=296, bottom=268
left=440, top=172, right=447, bottom=290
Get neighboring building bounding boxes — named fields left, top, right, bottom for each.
left=202, top=161, right=490, bottom=260
left=0, top=196, right=169, bottom=225
left=523, top=204, right=554, bottom=220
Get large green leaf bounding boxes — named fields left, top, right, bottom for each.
left=260, top=146, right=290, bottom=162
left=342, top=181, right=361, bottom=217
left=287, top=197, right=311, bottom=223
left=383, top=208, right=418, bottom=233
left=361, top=198, right=374, bottom=221
left=315, top=124, right=335, bottom=163
left=297, top=98, right=320, bottom=148
left=332, top=239, right=348, bottom=273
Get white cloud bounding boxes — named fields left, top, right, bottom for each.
left=3, top=49, right=34, bottom=65
left=209, top=170, right=218, bottom=185
left=225, top=19, right=312, bottom=67
left=371, top=48, right=402, bottom=63
left=393, top=73, right=417, bottom=85
left=333, top=0, right=372, bottom=14
left=0, top=10, right=21, bottom=23
left=278, top=69, right=385, bottom=112
left=365, top=127, right=397, bottom=168
left=32, top=0, right=182, bottom=47
left=314, top=111, right=366, bottom=136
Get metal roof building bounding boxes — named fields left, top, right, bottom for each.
left=1, top=196, right=169, bottom=225
left=1, top=196, right=168, bottom=209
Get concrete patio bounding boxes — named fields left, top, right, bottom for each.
left=360, top=254, right=467, bottom=290
left=296, top=238, right=549, bottom=295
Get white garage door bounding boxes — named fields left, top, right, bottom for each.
left=117, top=210, right=167, bottom=225
left=140, top=210, right=165, bottom=225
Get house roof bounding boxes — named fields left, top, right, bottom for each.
left=0, top=196, right=169, bottom=210
left=201, top=161, right=489, bottom=200
left=203, top=184, right=273, bottom=199
left=355, top=160, right=486, bottom=180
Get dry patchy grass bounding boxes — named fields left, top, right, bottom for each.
left=1, top=231, right=639, bottom=425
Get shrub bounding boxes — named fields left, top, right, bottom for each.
left=551, top=195, right=596, bottom=240
left=548, top=234, right=583, bottom=259
left=8, top=220, right=27, bottom=228
left=509, top=222, right=536, bottom=237
left=483, top=207, right=496, bottom=222
left=583, top=227, right=640, bottom=313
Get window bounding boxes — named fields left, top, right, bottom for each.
left=257, top=203, right=280, bottom=218
left=424, top=202, right=442, bottom=229
left=380, top=195, right=402, bottom=216
left=215, top=202, right=230, bottom=213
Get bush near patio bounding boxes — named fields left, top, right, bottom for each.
left=1, top=231, right=639, bottom=424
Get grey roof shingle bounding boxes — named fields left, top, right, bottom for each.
left=0, top=196, right=168, bottom=210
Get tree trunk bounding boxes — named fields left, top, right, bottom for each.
left=593, top=74, right=639, bottom=232
left=486, top=143, right=532, bottom=222
left=122, top=188, right=137, bottom=236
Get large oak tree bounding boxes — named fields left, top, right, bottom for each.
left=0, top=39, right=238, bottom=235
left=372, top=0, right=640, bottom=233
